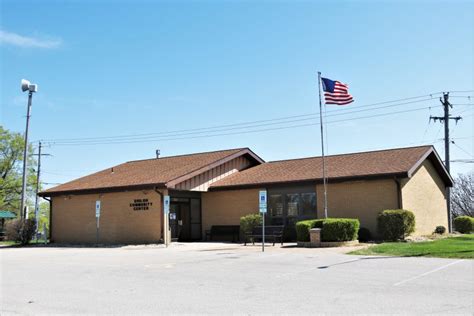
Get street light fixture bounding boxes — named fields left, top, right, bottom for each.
left=20, top=79, right=38, bottom=219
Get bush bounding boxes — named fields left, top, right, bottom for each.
left=295, top=219, right=324, bottom=241
left=358, top=227, right=372, bottom=242
left=434, top=225, right=446, bottom=235
left=296, top=218, right=359, bottom=242
left=321, top=218, right=360, bottom=242
left=240, top=213, right=262, bottom=235
left=5, top=219, right=37, bottom=245
left=453, top=216, right=474, bottom=234
left=377, top=210, right=415, bottom=241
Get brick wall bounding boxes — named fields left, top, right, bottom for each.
left=201, top=189, right=260, bottom=236
left=51, top=190, right=163, bottom=244
left=401, top=159, right=448, bottom=235
left=316, top=179, right=399, bottom=236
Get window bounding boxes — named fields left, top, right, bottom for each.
left=269, top=194, right=283, bottom=217
left=267, top=187, right=317, bottom=240
left=286, top=193, right=300, bottom=217
left=300, top=192, right=316, bottom=216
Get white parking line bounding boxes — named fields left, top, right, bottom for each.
left=393, top=259, right=465, bottom=286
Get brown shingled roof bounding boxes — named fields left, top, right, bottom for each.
left=40, top=148, right=262, bottom=196
left=209, top=146, right=452, bottom=189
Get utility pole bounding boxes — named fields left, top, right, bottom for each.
left=20, top=91, right=33, bottom=219
left=20, top=79, right=38, bottom=219
left=430, top=92, right=462, bottom=232
left=33, top=141, right=51, bottom=225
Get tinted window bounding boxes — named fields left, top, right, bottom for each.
left=269, top=194, right=283, bottom=217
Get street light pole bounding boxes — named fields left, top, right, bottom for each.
left=20, top=79, right=38, bottom=219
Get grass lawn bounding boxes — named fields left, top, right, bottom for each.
left=350, top=234, right=474, bottom=259
left=0, top=240, right=18, bottom=247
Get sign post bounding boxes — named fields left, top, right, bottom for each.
left=259, top=190, right=267, bottom=252
left=163, top=195, right=170, bottom=247
left=95, top=200, right=101, bottom=245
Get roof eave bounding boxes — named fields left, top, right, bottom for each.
left=208, top=172, right=409, bottom=191
left=406, top=146, right=454, bottom=187
left=166, top=148, right=264, bottom=188
left=39, top=183, right=167, bottom=197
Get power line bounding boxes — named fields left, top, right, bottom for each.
left=44, top=99, right=438, bottom=145
left=450, top=159, right=474, bottom=164
left=40, top=93, right=443, bottom=144
left=48, top=106, right=433, bottom=146
left=452, top=142, right=473, bottom=158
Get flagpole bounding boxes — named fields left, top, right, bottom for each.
left=317, top=71, right=328, bottom=218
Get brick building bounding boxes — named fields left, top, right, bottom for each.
left=39, top=146, right=452, bottom=244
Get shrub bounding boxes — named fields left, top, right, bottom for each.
left=295, top=219, right=324, bottom=241
left=240, top=213, right=262, bottom=235
left=377, top=209, right=415, bottom=241
left=358, top=227, right=372, bottom=242
left=5, top=219, right=37, bottom=245
left=453, top=216, right=474, bottom=234
left=434, top=225, right=446, bottom=235
left=321, top=218, right=360, bottom=242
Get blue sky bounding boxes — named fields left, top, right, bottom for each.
left=1, top=0, right=473, bottom=188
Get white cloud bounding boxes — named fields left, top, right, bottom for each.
left=0, top=30, right=61, bottom=49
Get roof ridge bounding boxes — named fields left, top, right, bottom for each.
left=266, top=145, right=433, bottom=164
left=125, top=147, right=248, bottom=163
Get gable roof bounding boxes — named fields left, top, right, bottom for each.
left=209, top=146, right=453, bottom=190
left=40, top=148, right=264, bottom=196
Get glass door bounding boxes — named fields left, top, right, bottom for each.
left=169, top=203, right=180, bottom=241
left=170, top=197, right=202, bottom=241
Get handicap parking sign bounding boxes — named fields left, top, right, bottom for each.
left=259, top=190, right=267, bottom=213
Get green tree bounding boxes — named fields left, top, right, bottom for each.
left=0, top=126, right=37, bottom=215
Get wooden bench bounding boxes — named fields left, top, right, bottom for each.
left=244, top=225, right=285, bottom=246
left=205, top=225, right=240, bottom=242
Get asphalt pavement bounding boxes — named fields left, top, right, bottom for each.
left=1, top=242, right=472, bottom=315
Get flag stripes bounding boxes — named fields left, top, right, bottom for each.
left=321, top=78, right=354, bottom=105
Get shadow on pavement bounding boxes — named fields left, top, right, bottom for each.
left=317, top=255, right=402, bottom=269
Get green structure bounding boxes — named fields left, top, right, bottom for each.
left=0, top=210, right=17, bottom=239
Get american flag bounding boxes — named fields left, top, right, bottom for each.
left=321, top=77, right=354, bottom=105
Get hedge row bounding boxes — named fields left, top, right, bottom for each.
left=295, top=219, right=324, bottom=241
left=454, top=216, right=474, bottom=234
left=296, top=218, right=359, bottom=242
left=322, top=219, right=360, bottom=242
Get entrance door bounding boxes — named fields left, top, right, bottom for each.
left=170, top=197, right=202, bottom=241
left=169, top=203, right=180, bottom=241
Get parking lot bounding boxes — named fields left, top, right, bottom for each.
left=1, top=242, right=473, bottom=315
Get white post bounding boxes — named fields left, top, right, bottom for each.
left=259, top=190, right=267, bottom=252
left=163, top=195, right=170, bottom=247
left=95, top=200, right=101, bottom=245
left=262, top=213, right=265, bottom=252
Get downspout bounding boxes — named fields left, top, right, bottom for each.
left=394, top=178, right=403, bottom=209
left=154, top=188, right=164, bottom=243
left=43, top=196, right=52, bottom=242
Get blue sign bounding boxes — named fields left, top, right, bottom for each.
left=259, top=190, right=267, bottom=213
left=164, top=195, right=170, bottom=214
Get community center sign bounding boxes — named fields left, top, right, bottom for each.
left=130, top=199, right=153, bottom=211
